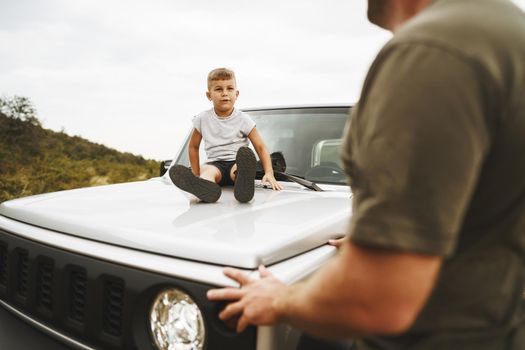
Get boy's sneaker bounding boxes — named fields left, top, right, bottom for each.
left=169, top=165, right=221, bottom=203
left=234, top=147, right=256, bottom=203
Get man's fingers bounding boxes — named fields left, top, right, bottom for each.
left=223, top=267, right=252, bottom=285
left=258, top=265, right=272, bottom=278
left=207, top=268, right=253, bottom=300
left=237, top=314, right=250, bottom=333
left=223, top=314, right=240, bottom=331
left=219, top=301, right=245, bottom=320
left=328, top=236, right=346, bottom=248
left=207, top=288, right=243, bottom=301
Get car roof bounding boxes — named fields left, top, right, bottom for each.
left=241, top=103, right=352, bottom=112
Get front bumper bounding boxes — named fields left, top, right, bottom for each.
left=0, top=301, right=74, bottom=349
left=0, top=227, right=255, bottom=349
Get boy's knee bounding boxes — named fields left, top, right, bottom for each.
left=230, top=164, right=238, bottom=181
left=201, top=165, right=221, bottom=183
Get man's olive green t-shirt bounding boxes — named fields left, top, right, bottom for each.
left=342, top=0, right=525, bottom=348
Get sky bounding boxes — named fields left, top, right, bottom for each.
left=2, top=0, right=525, bottom=161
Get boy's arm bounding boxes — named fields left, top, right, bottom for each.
left=189, top=129, right=202, bottom=176
left=248, top=128, right=282, bottom=190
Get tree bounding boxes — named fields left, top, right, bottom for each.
left=0, top=95, right=41, bottom=126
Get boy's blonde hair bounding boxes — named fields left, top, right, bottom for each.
left=207, top=68, right=236, bottom=90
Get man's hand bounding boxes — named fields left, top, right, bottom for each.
left=328, top=236, right=346, bottom=248
left=207, top=265, right=287, bottom=333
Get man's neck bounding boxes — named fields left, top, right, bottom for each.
left=387, top=0, right=434, bottom=32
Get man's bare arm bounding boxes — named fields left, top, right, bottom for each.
left=277, top=242, right=442, bottom=338
left=209, top=241, right=441, bottom=338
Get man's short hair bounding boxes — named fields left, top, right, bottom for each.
left=207, top=68, right=236, bottom=90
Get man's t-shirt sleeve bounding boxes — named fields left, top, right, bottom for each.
left=346, top=42, right=492, bottom=256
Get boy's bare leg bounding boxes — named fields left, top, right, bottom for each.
left=200, top=164, right=222, bottom=184
left=229, top=164, right=238, bottom=182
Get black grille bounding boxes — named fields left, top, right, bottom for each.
left=36, top=258, right=54, bottom=311
left=0, top=243, right=7, bottom=287
left=16, top=249, right=29, bottom=298
left=103, top=278, right=124, bottom=337
left=0, top=229, right=256, bottom=350
left=69, top=268, right=86, bottom=323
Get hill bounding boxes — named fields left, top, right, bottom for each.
left=0, top=112, right=160, bottom=203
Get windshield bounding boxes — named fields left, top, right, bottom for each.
left=175, top=106, right=351, bottom=185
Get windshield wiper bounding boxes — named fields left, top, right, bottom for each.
left=277, top=171, right=323, bottom=191
left=255, top=151, right=323, bottom=191
left=257, top=170, right=323, bottom=192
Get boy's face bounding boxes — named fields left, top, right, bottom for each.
left=206, top=78, right=239, bottom=117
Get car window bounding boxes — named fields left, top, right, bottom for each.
left=175, top=107, right=351, bottom=185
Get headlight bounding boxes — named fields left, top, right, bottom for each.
left=149, top=288, right=206, bottom=350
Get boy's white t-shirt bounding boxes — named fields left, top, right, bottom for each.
left=192, top=108, right=256, bottom=162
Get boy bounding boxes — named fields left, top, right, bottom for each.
left=170, top=68, right=282, bottom=203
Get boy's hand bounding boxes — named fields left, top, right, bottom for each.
left=262, top=173, right=283, bottom=191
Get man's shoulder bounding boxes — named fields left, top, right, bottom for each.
left=393, top=0, right=525, bottom=48
left=380, top=0, right=525, bottom=83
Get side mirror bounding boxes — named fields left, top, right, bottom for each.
left=271, top=151, right=286, bottom=172
left=256, top=151, right=287, bottom=174
left=160, top=160, right=172, bottom=176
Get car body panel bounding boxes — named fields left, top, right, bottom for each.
left=0, top=214, right=338, bottom=287
left=0, top=177, right=350, bottom=269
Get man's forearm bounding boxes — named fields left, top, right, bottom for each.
left=274, top=243, right=441, bottom=338
left=274, top=250, right=367, bottom=339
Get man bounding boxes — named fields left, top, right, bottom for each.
left=207, top=0, right=525, bottom=348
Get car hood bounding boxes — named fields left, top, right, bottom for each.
left=0, top=177, right=351, bottom=268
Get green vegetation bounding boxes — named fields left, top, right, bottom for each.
left=0, top=106, right=159, bottom=203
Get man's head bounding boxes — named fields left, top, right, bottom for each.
left=368, top=0, right=392, bottom=29
left=206, top=68, right=239, bottom=117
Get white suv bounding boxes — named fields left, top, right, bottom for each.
left=0, top=105, right=352, bottom=350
